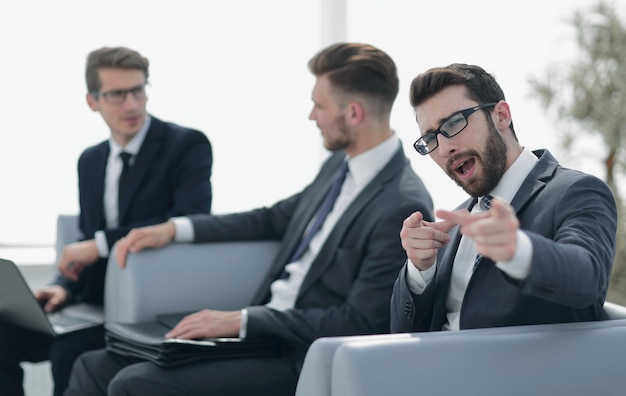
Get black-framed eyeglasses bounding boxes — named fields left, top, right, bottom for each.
left=413, top=102, right=497, bottom=155
left=91, top=84, right=148, bottom=105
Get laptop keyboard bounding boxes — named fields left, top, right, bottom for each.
left=49, top=313, right=94, bottom=328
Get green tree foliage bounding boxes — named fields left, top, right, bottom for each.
left=529, top=0, right=626, bottom=304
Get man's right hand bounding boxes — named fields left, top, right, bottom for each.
left=33, top=285, right=69, bottom=313
left=400, top=211, right=455, bottom=271
left=116, top=221, right=176, bottom=268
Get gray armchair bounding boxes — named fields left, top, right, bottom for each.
left=104, top=240, right=280, bottom=323
left=55, top=214, right=281, bottom=324
left=296, top=302, right=626, bottom=396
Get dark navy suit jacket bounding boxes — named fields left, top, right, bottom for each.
left=57, top=115, right=213, bottom=305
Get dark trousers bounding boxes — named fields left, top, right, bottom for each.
left=0, top=324, right=105, bottom=396
left=65, top=349, right=299, bottom=396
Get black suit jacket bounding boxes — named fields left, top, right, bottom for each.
left=391, top=149, right=617, bottom=333
left=57, top=115, right=213, bottom=305
left=188, top=141, right=434, bottom=368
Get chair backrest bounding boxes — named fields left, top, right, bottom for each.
left=329, top=319, right=626, bottom=396
left=55, top=214, right=82, bottom=264
left=105, top=240, right=281, bottom=323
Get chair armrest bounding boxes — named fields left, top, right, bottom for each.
left=296, top=333, right=412, bottom=396
left=308, top=319, right=626, bottom=396
left=104, top=241, right=280, bottom=323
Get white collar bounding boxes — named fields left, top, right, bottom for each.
left=108, top=115, right=151, bottom=157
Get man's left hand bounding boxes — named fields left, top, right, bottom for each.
left=165, top=309, right=241, bottom=339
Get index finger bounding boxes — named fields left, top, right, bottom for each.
left=403, top=211, right=424, bottom=229
left=435, top=208, right=474, bottom=226
left=437, top=209, right=489, bottom=226
left=165, top=312, right=198, bottom=338
left=115, top=237, right=131, bottom=269
left=488, top=197, right=514, bottom=219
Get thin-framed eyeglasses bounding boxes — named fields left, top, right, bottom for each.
left=91, top=84, right=148, bottom=105
left=413, top=102, right=497, bottom=155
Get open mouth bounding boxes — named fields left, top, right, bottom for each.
left=456, top=157, right=475, bottom=176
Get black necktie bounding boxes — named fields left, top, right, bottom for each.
left=289, top=161, right=350, bottom=263
left=118, top=151, right=133, bottom=206
left=473, top=194, right=493, bottom=272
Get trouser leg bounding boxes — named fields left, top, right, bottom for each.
left=0, top=324, right=52, bottom=396
left=50, top=326, right=105, bottom=396
left=109, top=356, right=299, bottom=396
left=64, top=349, right=135, bottom=396
left=66, top=347, right=299, bottom=396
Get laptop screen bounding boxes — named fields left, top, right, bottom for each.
left=0, top=258, right=103, bottom=336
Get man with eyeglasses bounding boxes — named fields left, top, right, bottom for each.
left=0, top=46, right=213, bottom=396
left=390, top=63, right=617, bottom=334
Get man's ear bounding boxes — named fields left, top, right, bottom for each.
left=493, top=100, right=512, bottom=131
left=86, top=93, right=99, bottom=112
left=346, top=101, right=365, bottom=126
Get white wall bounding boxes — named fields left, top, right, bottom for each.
left=0, top=0, right=618, bottom=248
left=0, top=0, right=322, bottom=245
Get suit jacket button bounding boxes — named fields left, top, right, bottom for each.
left=404, top=299, right=413, bottom=319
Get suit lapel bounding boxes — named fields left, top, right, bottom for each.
left=283, top=167, right=339, bottom=266
left=297, top=146, right=404, bottom=296
left=509, top=149, right=555, bottom=213
left=118, top=119, right=165, bottom=223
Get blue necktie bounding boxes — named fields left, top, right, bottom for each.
left=289, top=161, right=349, bottom=263
left=473, top=194, right=493, bottom=272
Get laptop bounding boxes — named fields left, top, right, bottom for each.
left=0, top=258, right=104, bottom=337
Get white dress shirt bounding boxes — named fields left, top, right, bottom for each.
left=94, top=116, right=151, bottom=257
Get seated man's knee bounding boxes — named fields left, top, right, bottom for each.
left=64, top=349, right=109, bottom=396
left=108, top=367, right=141, bottom=396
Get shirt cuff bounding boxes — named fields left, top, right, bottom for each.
left=94, top=231, right=109, bottom=258
left=495, top=230, right=533, bottom=280
left=239, top=308, right=248, bottom=339
left=406, top=259, right=436, bottom=294
left=169, top=216, right=194, bottom=242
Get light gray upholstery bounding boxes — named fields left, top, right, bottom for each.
left=55, top=214, right=82, bottom=263
left=296, top=306, right=626, bottom=396
left=105, top=240, right=280, bottom=323
left=55, top=214, right=281, bottom=324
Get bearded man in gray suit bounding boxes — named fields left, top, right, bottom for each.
left=391, top=63, right=616, bottom=333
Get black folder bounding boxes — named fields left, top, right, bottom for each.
left=105, top=313, right=283, bottom=367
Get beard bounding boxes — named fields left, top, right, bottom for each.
left=448, top=120, right=507, bottom=197
left=323, top=115, right=351, bottom=152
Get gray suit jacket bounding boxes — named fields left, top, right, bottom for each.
left=391, top=149, right=617, bottom=333
left=188, top=142, right=434, bottom=365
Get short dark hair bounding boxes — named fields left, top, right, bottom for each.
left=85, top=47, right=149, bottom=93
left=409, top=63, right=516, bottom=137
left=308, top=42, right=399, bottom=119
